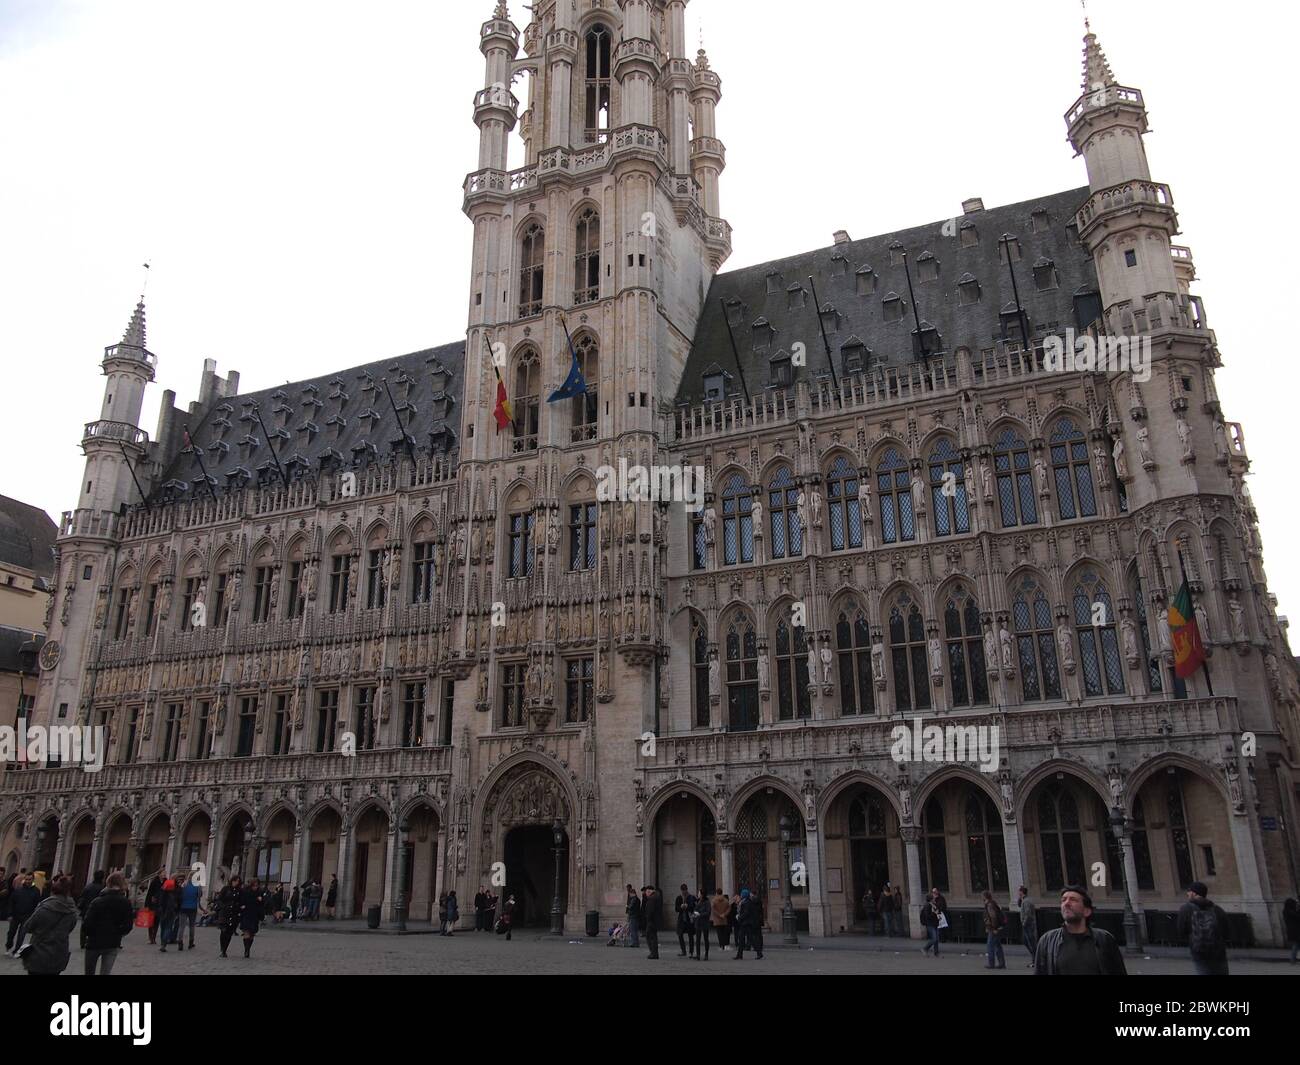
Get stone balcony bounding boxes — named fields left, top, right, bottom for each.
left=1075, top=178, right=1175, bottom=242
left=1064, top=83, right=1144, bottom=127
left=83, top=420, right=148, bottom=448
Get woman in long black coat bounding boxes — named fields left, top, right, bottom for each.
left=216, top=876, right=242, bottom=958
left=238, top=878, right=265, bottom=958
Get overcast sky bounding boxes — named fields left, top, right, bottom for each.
left=2, top=0, right=1296, bottom=621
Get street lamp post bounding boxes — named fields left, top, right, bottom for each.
left=395, top=817, right=410, bottom=931
left=1110, top=806, right=1142, bottom=956
left=779, top=812, right=798, bottom=945
left=550, top=819, right=565, bottom=935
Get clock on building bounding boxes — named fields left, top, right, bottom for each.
left=39, top=640, right=61, bottom=671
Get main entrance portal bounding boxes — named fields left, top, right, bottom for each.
left=503, top=824, right=568, bottom=928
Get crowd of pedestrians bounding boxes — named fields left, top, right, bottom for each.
left=616, top=883, right=766, bottom=961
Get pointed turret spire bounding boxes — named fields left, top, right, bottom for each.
left=121, top=298, right=147, bottom=350
left=1081, top=25, right=1116, bottom=93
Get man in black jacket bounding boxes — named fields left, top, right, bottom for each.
left=143, top=873, right=164, bottom=945
left=77, top=870, right=106, bottom=949
left=1034, top=886, right=1127, bottom=975
left=6, top=875, right=40, bottom=955
left=641, top=885, right=662, bottom=960
left=82, top=872, right=134, bottom=975
left=474, top=887, right=487, bottom=932
left=624, top=883, right=641, bottom=949
left=1177, top=881, right=1230, bottom=975
left=674, top=883, right=696, bottom=957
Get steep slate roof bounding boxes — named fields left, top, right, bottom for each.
left=676, top=187, right=1098, bottom=405
left=155, top=341, right=465, bottom=500
left=0, top=496, right=58, bottom=584
left=0, top=626, right=43, bottom=675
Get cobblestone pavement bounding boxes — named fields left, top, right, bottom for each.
left=2, top=924, right=1295, bottom=975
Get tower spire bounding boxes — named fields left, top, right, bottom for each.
left=1081, top=23, right=1117, bottom=93
left=121, top=297, right=147, bottom=350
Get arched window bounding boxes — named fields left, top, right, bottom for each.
left=835, top=602, right=874, bottom=716
left=512, top=349, right=540, bottom=453
left=888, top=592, right=930, bottom=713
left=720, top=474, right=754, bottom=565
left=692, top=618, right=710, bottom=729
left=507, top=510, right=535, bottom=579
left=410, top=519, right=436, bottom=604
left=1050, top=419, right=1097, bottom=519
left=965, top=792, right=1008, bottom=894
left=568, top=499, right=596, bottom=572
left=774, top=613, right=811, bottom=721
left=928, top=438, right=970, bottom=536
left=569, top=334, right=599, bottom=442
left=1038, top=783, right=1085, bottom=891
left=1130, top=568, right=1162, bottom=693
left=725, top=614, right=759, bottom=732
left=768, top=467, right=802, bottom=558
left=1073, top=571, right=1125, bottom=696
left=734, top=800, right=767, bottom=900
left=918, top=797, right=949, bottom=893
left=876, top=448, right=915, bottom=544
left=1013, top=576, right=1060, bottom=701
left=574, top=208, right=600, bottom=305
left=584, top=28, right=611, bottom=141
left=993, top=428, right=1037, bottom=527
left=848, top=793, right=890, bottom=919
left=826, top=455, right=862, bottom=550
left=519, top=223, right=545, bottom=318
left=944, top=586, right=988, bottom=707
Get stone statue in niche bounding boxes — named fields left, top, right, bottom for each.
left=1112, top=436, right=1129, bottom=480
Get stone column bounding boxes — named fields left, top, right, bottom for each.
left=86, top=816, right=107, bottom=880
left=1118, top=833, right=1145, bottom=919
left=1226, top=811, right=1272, bottom=941
left=902, top=826, right=924, bottom=939
left=338, top=818, right=356, bottom=919
left=290, top=824, right=307, bottom=895
left=803, top=821, right=827, bottom=936
left=164, top=828, right=179, bottom=877
left=49, top=819, right=67, bottom=876
left=718, top=832, right=735, bottom=897
left=433, top=825, right=448, bottom=920
left=384, top=820, right=401, bottom=923
left=202, top=825, right=218, bottom=906
left=1002, top=817, right=1027, bottom=898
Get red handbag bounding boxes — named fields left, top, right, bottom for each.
left=134, top=909, right=155, bottom=928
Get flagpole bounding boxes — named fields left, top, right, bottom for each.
left=1176, top=549, right=1214, bottom=697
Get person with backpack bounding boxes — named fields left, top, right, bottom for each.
left=81, top=872, right=134, bottom=975
left=1034, top=885, right=1127, bottom=975
left=158, top=875, right=181, bottom=951
left=734, top=888, right=763, bottom=960
left=177, top=873, right=202, bottom=949
left=19, top=875, right=78, bottom=976
left=982, top=890, right=1007, bottom=969
left=1178, top=881, right=1230, bottom=975
left=6, top=874, right=40, bottom=955
left=76, top=870, right=105, bottom=949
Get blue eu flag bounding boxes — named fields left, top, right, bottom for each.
left=548, top=319, right=589, bottom=403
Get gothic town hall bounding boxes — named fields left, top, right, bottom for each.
left=5, top=2, right=1298, bottom=945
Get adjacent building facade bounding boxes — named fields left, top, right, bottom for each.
left=3, top=2, right=1297, bottom=943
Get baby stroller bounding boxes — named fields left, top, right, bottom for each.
left=605, top=922, right=628, bottom=946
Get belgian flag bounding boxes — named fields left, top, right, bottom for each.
left=1169, top=579, right=1207, bottom=680
left=492, top=361, right=512, bottom=433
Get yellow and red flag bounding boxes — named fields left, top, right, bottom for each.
left=1169, top=579, right=1207, bottom=680
left=492, top=362, right=512, bottom=432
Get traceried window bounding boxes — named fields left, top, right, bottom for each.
left=160, top=703, right=182, bottom=762
left=692, top=619, right=710, bottom=729
left=508, top=512, right=535, bottom=579
left=583, top=26, right=611, bottom=142
left=500, top=663, right=526, bottom=728
left=315, top=689, right=338, bottom=752
left=251, top=565, right=273, bottom=623
left=994, top=428, right=1037, bottom=527
left=774, top=613, right=811, bottom=721
left=691, top=510, right=708, bottom=570
left=143, top=579, right=160, bottom=636
left=876, top=448, right=915, bottom=544
left=836, top=603, right=875, bottom=717
left=401, top=682, right=425, bottom=748
left=112, top=585, right=132, bottom=639
left=1050, top=419, right=1097, bottom=520
left=212, top=570, right=230, bottom=627
left=271, top=693, right=292, bottom=756
left=179, top=576, right=200, bottom=632
left=944, top=586, right=988, bottom=707
left=235, top=696, right=257, bottom=757
left=328, top=554, right=350, bottom=614
left=724, top=614, right=759, bottom=732
left=826, top=456, right=862, bottom=551
left=966, top=793, right=1008, bottom=894
left=929, top=439, right=970, bottom=536
left=512, top=350, right=540, bottom=452
left=918, top=797, right=949, bottom=893
left=365, top=548, right=386, bottom=610
left=569, top=502, right=596, bottom=571
left=519, top=224, right=545, bottom=318
left=889, top=593, right=930, bottom=713
left=574, top=208, right=601, bottom=304
left=412, top=540, right=436, bottom=604
left=285, top=561, right=304, bottom=619
left=565, top=658, right=593, bottom=723
left=1013, top=577, right=1060, bottom=701
left=768, top=467, right=803, bottom=559
left=720, top=474, right=754, bottom=566
left=1073, top=572, right=1125, bottom=696
left=570, top=334, right=599, bottom=442
left=354, top=687, right=377, bottom=752
left=1038, top=784, right=1085, bottom=891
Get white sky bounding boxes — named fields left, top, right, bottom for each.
left=2, top=0, right=1296, bottom=623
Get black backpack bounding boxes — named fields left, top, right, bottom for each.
left=1188, top=905, right=1222, bottom=956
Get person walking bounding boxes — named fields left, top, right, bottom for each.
left=81, top=872, right=134, bottom=975
left=158, top=875, right=181, bottom=952
left=143, top=872, right=164, bottom=945
left=6, top=874, right=39, bottom=956
left=239, top=877, right=264, bottom=958
left=879, top=882, right=895, bottom=938
left=892, top=885, right=905, bottom=935
left=1017, top=886, right=1037, bottom=967
left=861, top=887, right=878, bottom=935
left=289, top=884, right=301, bottom=922
left=1284, top=897, right=1300, bottom=964
left=501, top=895, right=516, bottom=940
left=920, top=894, right=942, bottom=957
left=1034, top=886, right=1127, bottom=975
left=474, top=887, right=487, bottom=932
left=19, top=875, right=78, bottom=976
left=76, top=869, right=105, bottom=950
left=1178, top=881, right=1230, bottom=975
left=178, top=874, right=202, bottom=949
left=692, top=888, right=711, bottom=961
left=710, top=888, right=730, bottom=951
left=444, top=890, right=459, bottom=935
left=325, top=875, right=338, bottom=919
left=674, top=883, right=696, bottom=957
left=982, top=890, right=1007, bottom=969
left=624, top=884, right=641, bottom=949
left=485, top=890, right=498, bottom=933
left=217, top=876, right=242, bottom=958
left=641, top=885, right=662, bottom=960
left=728, top=892, right=742, bottom=955
left=734, top=888, right=763, bottom=960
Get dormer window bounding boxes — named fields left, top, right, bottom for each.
left=427, top=360, right=450, bottom=394
left=751, top=317, right=775, bottom=353
left=881, top=292, right=906, bottom=324
left=770, top=352, right=793, bottom=387
left=765, top=269, right=783, bottom=295
left=723, top=297, right=746, bottom=328
left=300, top=383, right=319, bottom=400
left=1000, top=303, right=1032, bottom=347
left=226, top=466, right=251, bottom=489
left=297, top=421, right=320, bottom=440
left=889, top=241, right=905, bottom=267
left=957, top=273, right=981, bottom=305
left=856, top=266, right=876, bottom=296
left=351, top=440, right=378, bottom=466
left=357, top=373, right=377, bottom=395
left=1033, top=257, right=1058, bottom=291
left=1031, top=208, right=1050, bottom=234
left=829, top=252, right=849, bottom=278
left=1073, top=288, right=1103, bottom=332
left=326, top=413, right=347, bottom=436
left=358, top=408, right=381, bottom=429
left=998, top=235, right=1022, bottom=263
left=211, top=417, right=232, bottom=438
left=702, top=371, right=726, bottom=403
left=912, top=322, right=941, bottom=358
left=786, top=283, right=806, bottom=310
left=960, top=220, right=979, bottom=248
left=917, top=251, right=939, bottom=283
left=238, top=434, right=261, bottom=460
left=318, top=449, right=343, bottom=472
left=207, top=440, right=230, bottom=457
left=272, top=403, right=294, bottom=425
left=841, top=337, right=870, bottom=375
